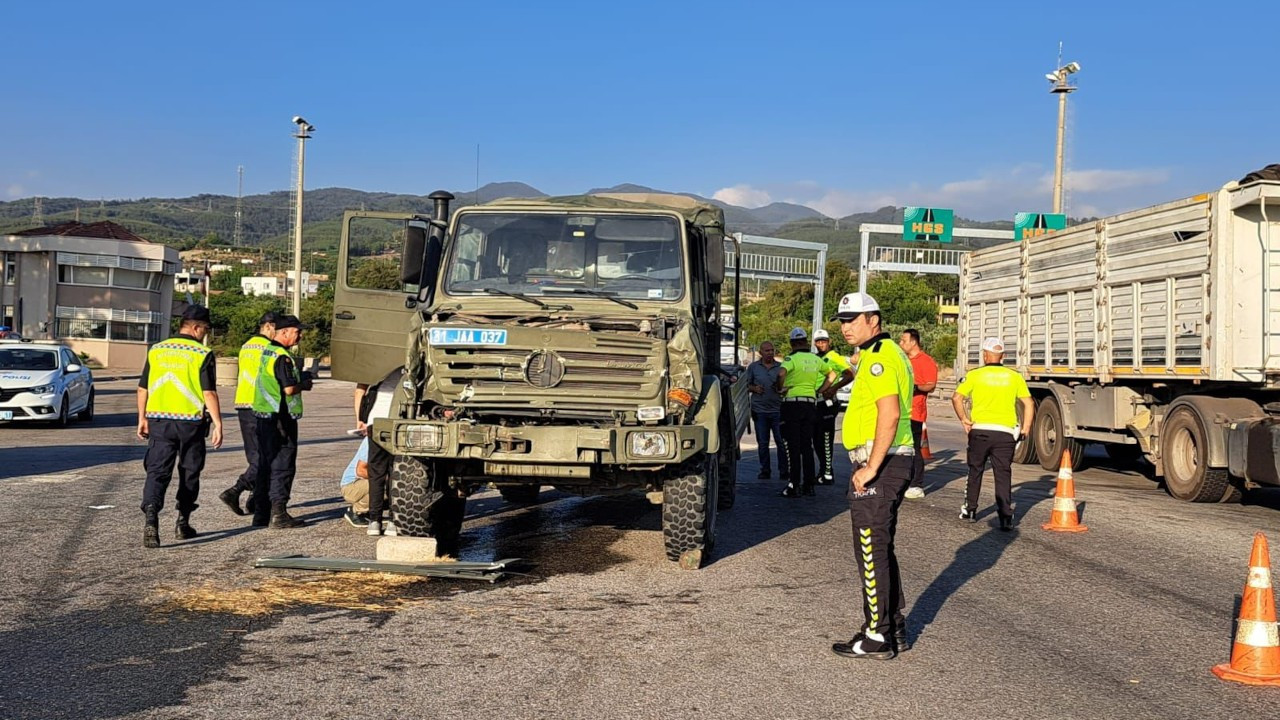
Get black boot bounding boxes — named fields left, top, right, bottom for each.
left=218, top=487, right=246, bottom=516
left=175, top=512, right=198, bottom=540
left=895, top=624, right=912, bottom=652
left=269, top=503, right=307, bottom=529
left=143, top=505, right=160, bottom=549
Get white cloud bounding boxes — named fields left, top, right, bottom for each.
left=7, top=184, right=25, bottom=198
left=713, top=184, right=772, bottom=208
left=778, top=165, right=1170, bottom=220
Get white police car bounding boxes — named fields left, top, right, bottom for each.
left=0, top=340, right=94, bottom=426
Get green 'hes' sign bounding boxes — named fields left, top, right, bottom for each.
left=1014, top=212, right=1067, bottom=240
left=903, top=207, right=953, bottom=243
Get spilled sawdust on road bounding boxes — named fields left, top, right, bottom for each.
left=153, top=572, right=434, bottom=616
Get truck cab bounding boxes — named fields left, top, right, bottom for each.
left=331, top=192, right=748, bottom=568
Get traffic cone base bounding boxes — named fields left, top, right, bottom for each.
left=1043, top=450, right=1088, bottom=532
left=1212, top=532, right=1280, bottom=686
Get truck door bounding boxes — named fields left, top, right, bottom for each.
left=331, top=211, right=426, bottom=385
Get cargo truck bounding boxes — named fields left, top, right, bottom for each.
left=958, top=175, right=1280, bottom=502
left=330, top=191, right=749, bottom=568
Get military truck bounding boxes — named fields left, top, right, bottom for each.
left=331, top=191, right=750, bottom=568
left=959, top=175, right=1280, bottom=503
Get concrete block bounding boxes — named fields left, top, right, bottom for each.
left=376, top=535, right=439, bottom=563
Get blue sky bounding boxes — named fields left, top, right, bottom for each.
left=4, top=0, right=1276, bottom=220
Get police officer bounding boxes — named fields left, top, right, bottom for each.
left=137, top=305, right=223, bottom=548
left=951, top=337, right=1034, bottom=531
left=218, top=311, right=278, bottom=515
left=250, top=314, right=312, bottom=529
left=775, top=327, right=833, bottom=497
left=830, top=292, right=915, bottom=660
left=812, top=329, right=854, bottom=485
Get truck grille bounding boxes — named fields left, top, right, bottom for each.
left=432, top=332, right=663, bottom=408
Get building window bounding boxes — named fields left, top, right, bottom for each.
left=56, top=318, right=108, bottom=339
left=2, top=305, right=12, bottom=327
left=57, top=263, right=161, bottom=291
left=113, top=268, right=151, bottom=289
left=109, top=321, right=148, bottom=342
left=58, top=266, right=110, bottom=286
left=3, top=253, right=14, bottom=284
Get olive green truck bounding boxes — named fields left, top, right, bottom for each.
left=330, top=191, right=749, bottom=568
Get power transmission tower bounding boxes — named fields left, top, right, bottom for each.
left=32, top=198, right=43, bottom=226
left=234, top=165, right=244, bottom=246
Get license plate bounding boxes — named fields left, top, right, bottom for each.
left=0, top=411, right=12, bottom=420
left=428, top=328, right=508, bottom=346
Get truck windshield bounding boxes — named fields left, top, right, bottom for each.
left=445, top=213, right=684, bottom=301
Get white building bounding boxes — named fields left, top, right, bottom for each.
left=241, top=270, right=317, bottom=298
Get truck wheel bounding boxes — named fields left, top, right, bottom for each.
left=663, top=455, right=718, bottom=570
left=498, top=485, right=541, bottom=504
left=1161, top=406, right=1233, bottom=503
left=717, top=415, right=737, bottom=510
left=1034, top=395, right=1084, bottom=472
left=1011, top=434, right=1038, bottom=465
left=390, top=455, right=466, bottom=555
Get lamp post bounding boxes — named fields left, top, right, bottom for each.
left=1045, top=60, right=1080, bottom=215
left=291, top=116, right=314, bottom=316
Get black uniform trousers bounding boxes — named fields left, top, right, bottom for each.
left=252, top=412, right=298, bottom=514
left=141, top=418, right=207, bottom=513
left=965, top=430, right=1015, bottom=518
left=813, top=398, right=839, bottom=480
left=848, top=452, right=912, bottom=637
left=781, top=401, right=817, bottom=488
left=231, top=408, right=259, bottom=493
left=366, top=439, right=393, bottom=520
left=908, top=420, right=926, bottom=489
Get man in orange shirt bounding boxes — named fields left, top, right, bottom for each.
left=900, top=329, right=937, bottom=500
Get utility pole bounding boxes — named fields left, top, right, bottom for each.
left=290, top=117, right=314, bottom=316
left=233, top=165, right=244, bottom=246
left=1045, top=46, right=1080, bottom=215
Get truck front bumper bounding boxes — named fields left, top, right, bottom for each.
left=372, top=418, right=708, bottom=468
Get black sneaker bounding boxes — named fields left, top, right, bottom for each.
left=959, top=505, right=977, bottom=523
left=895, top=625, right=912, bottom=652
left=832, top=633, right=896, bottom=660
left=801, top=483, right=816, bottom=497
left=780, top=483, right=801, bottom=498
left=817, top=473, right=834, bottom=486
left=344, top=508, right=370, bottom=527
left=999, top=514, right=1015, bottom=532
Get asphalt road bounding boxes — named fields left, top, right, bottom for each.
left=3, top=378, right=1280, bottom=719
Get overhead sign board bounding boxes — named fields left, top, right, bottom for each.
left=903, top=207, right=953, bottom=243
left=1014, top=212, right=1067, bottom=240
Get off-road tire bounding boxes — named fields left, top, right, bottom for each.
left=1034, top=395, right=1085, bottom=472
left=499, top=485, right=541, bottom=505
left=717, top=413, right=738, bottom=510
left=389, top=455, right=466, bottom=555
left=1161, top=406, right=1234, bottom=503
left=662, top=455, right=718, bottom=569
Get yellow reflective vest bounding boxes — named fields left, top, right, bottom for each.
left=234, top=335, right=272, bottom=409
left=252, top=344, right=303, bottom=419
left=145, top=337, right=212, bottom=421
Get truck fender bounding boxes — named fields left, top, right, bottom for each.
left=1162, top=396, right=1263, bottom=470
left=1034, top=382, right=1079, bottom=437
left=695, top=375, right=723, bottom=454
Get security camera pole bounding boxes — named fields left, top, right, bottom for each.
left=291, top=116, right=314, bottom=316
left=1046, top=54, right=1080, bottom=215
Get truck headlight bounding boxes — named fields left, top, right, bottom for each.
left=637, top=406, right=665, bottom=422
left=398, top=424, right=444, bottom=452
left=629, top=431, right=673, bottom=458
left=27, top=384, right=56, bottom=396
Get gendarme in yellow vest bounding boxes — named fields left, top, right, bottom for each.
left=252, top=344, right=303, bottom=419
left=234, top=335, right=272, bottom=409
left=145, top=337, right=211, bottom=421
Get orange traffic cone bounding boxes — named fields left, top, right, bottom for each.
left=920, top=424, right=933, bottom=461
left=1042, top=449, right=1088, bottom=532
left=1212, top=533, right=1280, bottom=686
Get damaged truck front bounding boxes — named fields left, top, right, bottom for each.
left=330, top=191, right=748, bottom=568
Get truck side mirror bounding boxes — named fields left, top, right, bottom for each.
left=401, top=225, right=428, bottom=285
left=705, top=230, right=725, bottom=286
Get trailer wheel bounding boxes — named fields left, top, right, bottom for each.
left=1160, top=406, right=1233, bottom=503
left=663, top=455, right=718, bottom=569
left=390, top=456, right=466, bottom=555
left=1034, top=395, right=1084, bottom=472
left=1012, top=434, right=1038, bottom=465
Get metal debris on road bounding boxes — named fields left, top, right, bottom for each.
left=254, top=555, right=521, bottom=583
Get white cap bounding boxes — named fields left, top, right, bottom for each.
left=981, top=337, right=1006, bottom=353
left=835, top=292, right=880, bottom=319
left=789, top=327, right=808, bottom=341
left=813, top=329, right=830, bottom=341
